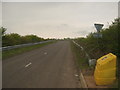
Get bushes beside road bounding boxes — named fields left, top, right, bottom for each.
left=74, top=18, right=119, bottom=59
left=0, top=27, right=56, bottom=59
left=2, top=41, right=55, bottom=59
left=72, top=18, right=119, bottom=88
left=0, top=27, right=55, bottom=47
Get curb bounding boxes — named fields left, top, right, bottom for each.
left=79, top=71, right=88, bottom=88
left=72, top=40, right=88, bottom=88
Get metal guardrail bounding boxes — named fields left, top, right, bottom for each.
left=0, top=40, right=52, bottom=51
left=72, top=40, right=97, bottom=66
left=72, top=40, right=90, bottom=60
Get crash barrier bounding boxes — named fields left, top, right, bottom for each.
left=73, top=40, right=96, bottom=67
left=1, top=40, right=52, bottom=51
left=94, top=53, right=116, bottom=85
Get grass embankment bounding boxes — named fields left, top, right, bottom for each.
left=71, top=40, right=118, bottom=88
left=3, top=41, right=56, bottom=59
left=71, top=18, right=119, bottom=88
left=71, top=41, right=89, bottom=69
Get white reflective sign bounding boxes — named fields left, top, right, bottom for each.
left=93, top=33, right=102, bottom=38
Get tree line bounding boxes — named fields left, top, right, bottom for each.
left=74, top=18, right=119, bottom=58
left=0, top=28, right=53, bottom=47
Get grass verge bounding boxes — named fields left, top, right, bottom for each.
left=2, top=41, right=56, bottom=59
left=71, top=40, right=118, bottom=88
left=70, top=41, right=89, bottom=69
left=109, top=57, right=119, bottom=88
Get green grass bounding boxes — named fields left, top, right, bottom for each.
left=2, top=41, right=56, bottom=59
left=71, top=41, right=89, bottom=69
left=109, top=57, right=119, bottom=88
left=110, top=80, right=118, bottom=88
left=71, top=40, right=119, bottom=88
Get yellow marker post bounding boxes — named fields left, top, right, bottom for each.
left=94, top=53, right=116, bottom=85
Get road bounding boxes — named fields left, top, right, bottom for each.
left=3, top=41, right=81, bottom=88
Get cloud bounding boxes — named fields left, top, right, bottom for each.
left=61, top=24, right=68, bottom=27
left=2, top=0, right=119, bottom=2
left=72, top=26, right=95, bottom=37
left=3, top=2, right=118, bottom=39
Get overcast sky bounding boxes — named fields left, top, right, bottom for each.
left=2, top=1, right=118, bottom=39
left=0, top=1, right=2, bottom=27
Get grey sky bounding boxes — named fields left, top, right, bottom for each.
left=0, top=1, right=2, bottom=27
left=2, top=0, right=120, bottom=2
left=2, top=2, right=118, bottom=39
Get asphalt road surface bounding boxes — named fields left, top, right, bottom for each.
left=3, top=41, right=81, bottom=88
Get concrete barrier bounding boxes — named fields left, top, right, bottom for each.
left=79, top=71, right=88, bottom=88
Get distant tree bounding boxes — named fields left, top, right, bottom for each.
left=1, top=27, right=54, bottom=46
left=0, top=27, right=7, bottom=36
left=2, top=33, right=21, bottom=46
left=24, top=35, right=44, bottom=43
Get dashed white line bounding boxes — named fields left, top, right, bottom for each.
left=44, top=52, right=47, bottom=55
left=25, top=62, right=32, bottom=68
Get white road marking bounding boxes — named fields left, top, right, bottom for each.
left=75, top=74, right=79, bottom=77
left=44, top=52, right=47, bottom=55
left=25, top=62, right=32, bottom=68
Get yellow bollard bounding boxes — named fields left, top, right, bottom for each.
left=94, top=53, right=116, bottom=85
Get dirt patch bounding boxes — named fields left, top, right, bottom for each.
left=82, top=68, right=108, bottom=88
